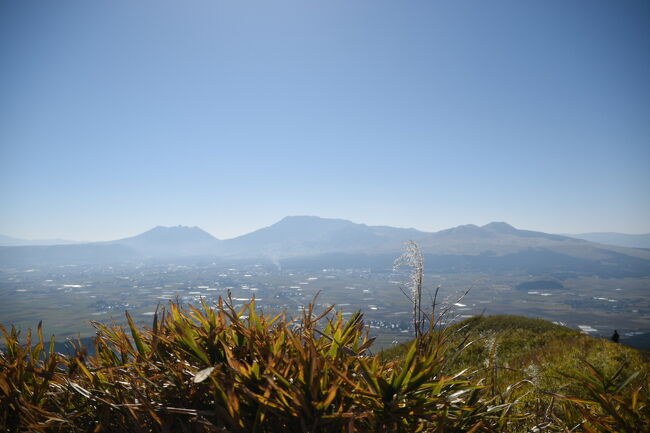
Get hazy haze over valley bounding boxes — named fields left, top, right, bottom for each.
left=2, top=216, right=649, bottom=351
left=2, top=216, right=650, bottom=270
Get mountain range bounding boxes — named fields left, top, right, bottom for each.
left=563, top=232, right=650, bottom=249
left=0, top=234, right=78, bottom=247
left=1, top=216, right=649, bottom=277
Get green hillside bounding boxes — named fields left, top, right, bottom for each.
left=383, top=314, right=649, bottom=430
left=1, top=299, right=648, bottom=432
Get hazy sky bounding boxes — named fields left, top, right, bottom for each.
left=1, top=1, right=649, bottom=241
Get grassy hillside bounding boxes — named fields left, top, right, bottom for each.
left=1, top=299, right=648, bottom=432
left=383, top=314, right=649, bottom=430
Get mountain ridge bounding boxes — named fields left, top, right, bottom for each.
left=0, top=234, right=79, bottom=247
left=1, top=217, right=649, bottom=277
left=564, top=232, right=650, bottom=249
left=107, top=225, right=221, bottom=257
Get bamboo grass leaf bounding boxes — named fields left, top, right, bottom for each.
left=615, top=371, right=640, bottom=394
left=125, top=311, right=149, bottom=358
left=392, top=340, right=418, bottom=392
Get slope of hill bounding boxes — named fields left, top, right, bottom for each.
left=566, top=232, right=650, bottom=249
left=0, top=234, right=78, bottom=246
left=382, top=314, right=648, bottom=428
left=383, top=314, right=614, bottom=363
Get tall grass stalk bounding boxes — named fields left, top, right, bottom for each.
left=394, top=241, right=425, bottom=342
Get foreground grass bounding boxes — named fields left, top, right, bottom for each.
left=1, top=298, right=648, bottom=432
left=384, top=315, right=650, bottom=431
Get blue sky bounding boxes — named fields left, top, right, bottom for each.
left=1, top=0, right=648, bottom=241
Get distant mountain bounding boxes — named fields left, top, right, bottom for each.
left=418, top=222, right=612, bottom=256
left=1, top=218, right=649, bottom=278
left=564, top=232, right=650, bottom=249
left=0, top=234, right=78, bottom=246
left=221, top=216, right=427, bottom=258
left=110, top=225, right=221, bottom=257
left=414, top=222, right=650, bottom=276
left=260, top=219, right=650, bottom=276
left=0, top=225, right=221, bottom=266
left=417, top=222, right=572, bottom=255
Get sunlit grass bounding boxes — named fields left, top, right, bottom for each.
left=1, top=298, right=648, bottom=432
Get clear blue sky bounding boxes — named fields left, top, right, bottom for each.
left=1, top=0, right=649, bottom=241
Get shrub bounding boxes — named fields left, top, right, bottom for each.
left=2, top=299, right=647, bottom=432
left=1, top=298, right=504, bottom=432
